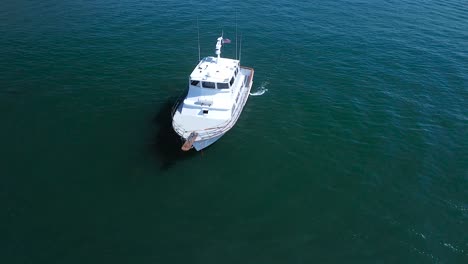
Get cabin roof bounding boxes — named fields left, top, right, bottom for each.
left=190, top=57, right=239, bottom=83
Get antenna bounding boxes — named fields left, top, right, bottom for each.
left=235, top=10, right=238, bottom=60
left=197, top=16, right=201, bottom=62
left=239, top=33, right=242, bottom=62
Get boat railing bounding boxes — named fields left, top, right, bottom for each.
left=173, top=118, right=232, bottom=140
left=241, top=66, right=254, bottom=88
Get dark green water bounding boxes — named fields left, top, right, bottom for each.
left=1, top=0, right=467, bottom=263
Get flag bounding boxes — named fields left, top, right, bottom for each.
left=222, top=38, right=231, bottom=44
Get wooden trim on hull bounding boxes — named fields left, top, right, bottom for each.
left=181, top=132, right=198, bottom=151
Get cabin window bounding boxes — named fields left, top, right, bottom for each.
left=202, top=81, right=216, bottom=89
left=191, top=80, right=200, bottom=86
left=229, top=77, right=235, bottom=86
left=235, top=68, right=238, bottom=76
left=217, top=82, right=229, bottom=89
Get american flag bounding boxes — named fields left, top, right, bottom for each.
left=222, top=38, right=231, bottom=44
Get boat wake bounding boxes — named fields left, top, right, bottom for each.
left=250, top=81, right=269, bottom=96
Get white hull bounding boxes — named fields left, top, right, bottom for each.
left=192, top=134, right=224, bottom=151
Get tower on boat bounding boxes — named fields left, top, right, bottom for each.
left=172, top=36, right=254, bottom=151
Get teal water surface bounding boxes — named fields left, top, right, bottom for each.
left=1, top=0, right=467, bottom=263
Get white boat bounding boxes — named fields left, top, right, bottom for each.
left=172, top=36, right=254, bottom=151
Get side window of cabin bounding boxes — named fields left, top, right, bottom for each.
left=235, top=68, right=238, bottom=76
left=191, top=80, right=200, bottom=86
left=202, top=82, right=216, bottom=89
left=217, top=83, right=229, bottom=89
left=229, top=77, right=235, bottom=86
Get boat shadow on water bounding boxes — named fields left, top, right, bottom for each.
left=149, top=96, right=199, bottom=170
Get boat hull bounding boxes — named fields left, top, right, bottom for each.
left=192, top=133, right=224, bottom=151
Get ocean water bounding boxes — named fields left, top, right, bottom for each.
left=1, top=0, right=467, bottom=263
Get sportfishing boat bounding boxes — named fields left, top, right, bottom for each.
left=172, top=36, right=254, bottom=151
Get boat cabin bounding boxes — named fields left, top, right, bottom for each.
left=189, top=56, right=240, bottom=90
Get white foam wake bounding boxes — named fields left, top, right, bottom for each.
left=249, top=81, right=269, bottom=96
